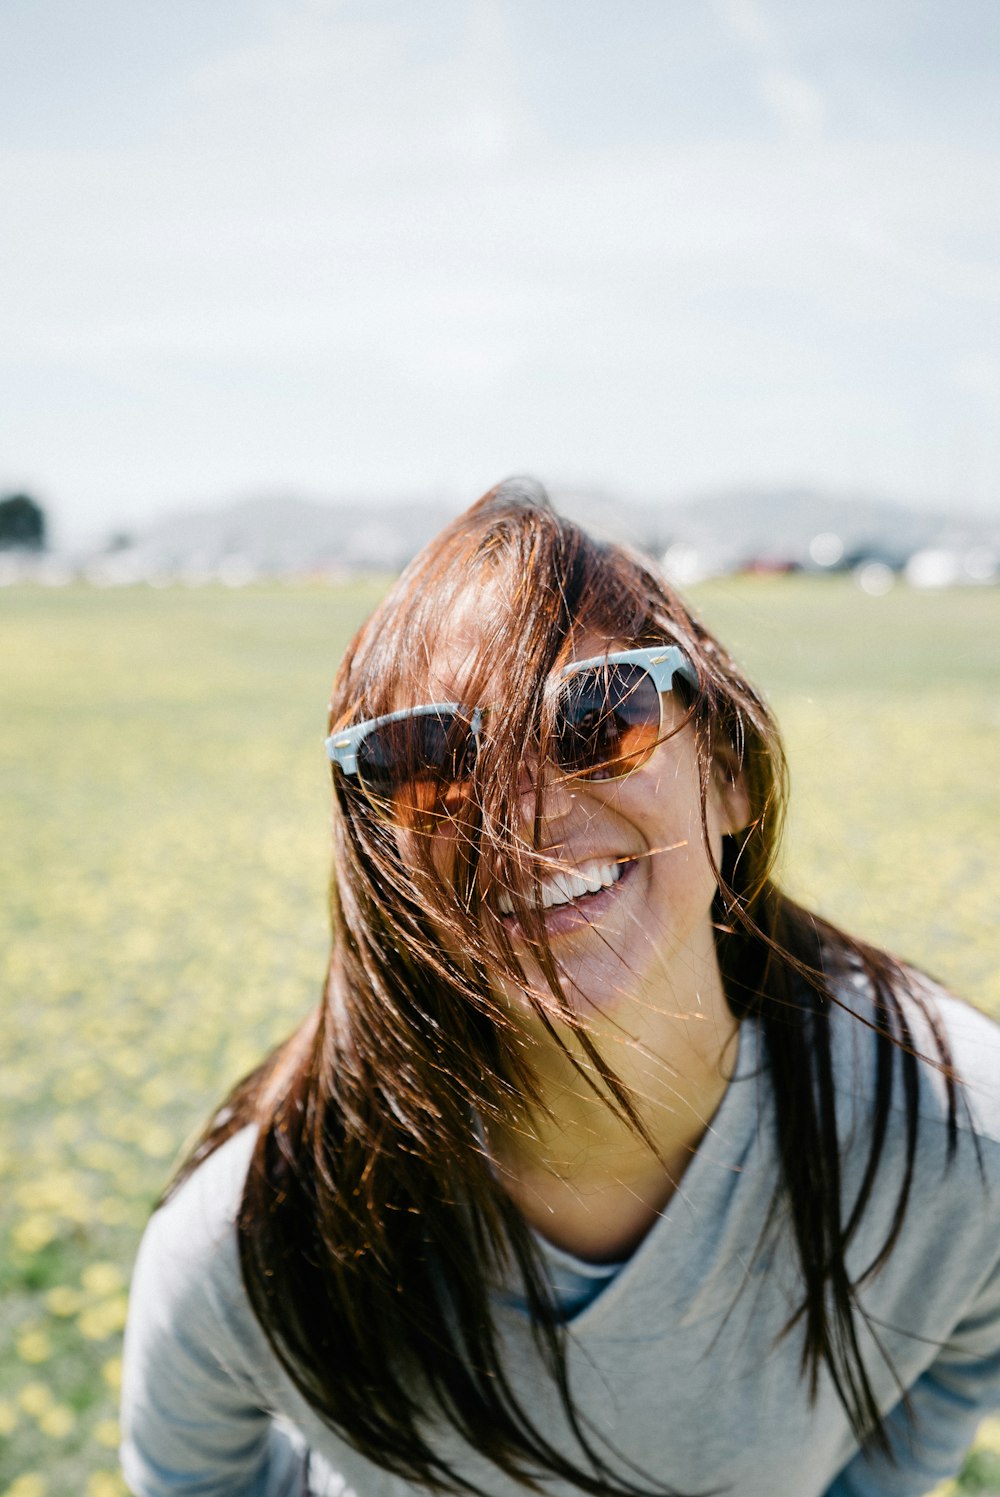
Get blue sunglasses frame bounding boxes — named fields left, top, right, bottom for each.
left=325, top=644, right=697, bottom=781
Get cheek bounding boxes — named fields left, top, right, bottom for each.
left=397, top=818, right=461, bottom=880
left=634, top=745, right=707, bottom=848
left=704, top=799, right=727, bottom=870
left=627, top=763, right=723, bottom=912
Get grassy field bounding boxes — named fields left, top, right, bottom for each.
left=1, top=576, right=999, bottom=1496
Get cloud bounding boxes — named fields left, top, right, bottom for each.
left=760, top=68, right=827, bottom=138
left=953, top=355, right=1000, bottom=405
left=714, top=0, right=828, bottom=140
left=716, top=0, right=772, bottom=50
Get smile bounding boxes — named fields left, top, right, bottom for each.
left=496, top=858, right=624, bottom=916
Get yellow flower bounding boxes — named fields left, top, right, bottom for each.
left=2, top=1070, right=35, bottom=1102
left=16, top=1383, right=52, bottom=1417
left=0, top=1401, right=17, bottom=1435
left=139, top=1123, right=176, bottom=1159
left=94, top=1195, right=131, bottom=1226
left=53, top=1062, right=103, bottom=1104
left=972, top=1414, right=1000, bottom=1454
left=102, top=1356, right=123, bottom=1391
left=78, top=1139, right=125, bottom=1173
left=15, top=1171, right=91, bottom=1219
left=2, top=1474, right=47, bottom=1497
left=37, top=1403, right=75, bottom=1439
left=139, top=1075, right=175, bottom=1108
left=82, top=1261, right=125, bottom=1296
left=112, top=1046, right=145, bottom=1080
left=16, top=1329, right=53, bottom=1365
left=11, top=1214, right=57, bottom=1255
left=45, top=1285, right=84, bottom=1317
left=78, top=1294, right=129, bottom=1341
left=51, top=1111, right=81, bottom=1144
left=85, top=1473, right=127, bottom=1497
left=92, top=1416, right=121, bottom=1449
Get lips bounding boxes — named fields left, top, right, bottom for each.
left=496, top=857, right=623, bottom=915
left=495, top=856, right=636, bottom=932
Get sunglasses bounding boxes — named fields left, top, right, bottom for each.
left=326, top=645, right=697, bottom=824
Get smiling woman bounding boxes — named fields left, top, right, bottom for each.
left=120, top=479, right=1000, bottom=1497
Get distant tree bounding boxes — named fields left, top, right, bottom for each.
left=0, top=494, right=46, bottom=551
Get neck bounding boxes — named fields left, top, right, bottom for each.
left=487, top=955, right=740, bottom=1261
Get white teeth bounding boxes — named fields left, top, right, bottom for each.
left=496, top=859, right=623, bottom=916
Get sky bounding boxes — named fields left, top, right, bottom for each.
left=2, top=0, right=1000, bottom=546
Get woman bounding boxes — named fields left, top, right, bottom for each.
left=122, top=478, right=1000, bottom=1497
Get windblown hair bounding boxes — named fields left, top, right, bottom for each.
left=170, top=478, right=958, bottom=1496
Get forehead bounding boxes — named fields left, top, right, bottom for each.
left=422, top=608, right=623, bottom=706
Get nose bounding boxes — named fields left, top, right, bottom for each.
left=516, top=754, right=579, bottom=829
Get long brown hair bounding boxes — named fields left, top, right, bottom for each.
left=171, top=478, right=958, bottom=1495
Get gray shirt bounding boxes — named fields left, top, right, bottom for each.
left=121, top=979, right=1000, bottom=1496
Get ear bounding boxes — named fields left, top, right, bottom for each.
left=711, top=741, right=751, bottom=836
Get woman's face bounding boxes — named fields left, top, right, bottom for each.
left=416, top=616, right=749, bottom=1035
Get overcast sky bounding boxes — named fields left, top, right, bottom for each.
left=3, top=0, right=1000, bottom=545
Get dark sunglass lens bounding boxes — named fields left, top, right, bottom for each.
left=356, top=711, right=477, bottom=822
left=556, top=664, right=660, bottom=779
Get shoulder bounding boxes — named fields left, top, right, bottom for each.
left=148, top=1125, right=258, bottom=1259
left=805, top=970, right=1000, bottom=1313
left=828, top=965, right=1000, bottom=1147
left=121, top=1127, right=317, bottom=1492
left=128, top=1125, right=261, bottom=1358
left=913, top=980, right=1000, bottom=1145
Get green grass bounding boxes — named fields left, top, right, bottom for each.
left=1, top=576, right=998, bottom=1496
left=692, top=576, right=1000, bottom=1008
